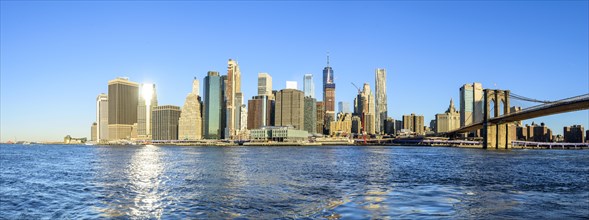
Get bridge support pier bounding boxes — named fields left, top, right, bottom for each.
left=482, top=89, right=512, bottom=149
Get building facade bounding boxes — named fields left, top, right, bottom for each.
left=353, top=83, right=376, bottom=134
left=322, top=55, right=336, bottom=134
left=203, top=71, right=225, bottom=139
left=275, top=89, right=305, bottom=130
left=225, top=59, right=243, bottom=139
left=338, top=101, right=350, bottom=114
left=316, top=101, right=325, bottom=135
left=178, top=78, right=203, bottom=140
left=258, top=72, right=272, bottom=97
left=91, top=122, right=97, bottom=141
left=151, top=105, right=181, bottom=140
left=375, top=68, right=387, bottom=134
left=460, top=82, right=483, bottom=127
left=330, top=113, right=352, bottom=136
left=564, top=125, right=584, bottom=143
left=137, top=83, right=158, bottom=139
left=96, top=93, right=109, bottom=141
left=107, top=77, right=139, bottom=140
left=303, top=74, right=314, bottom=98
left=435, top=99, right=461, bottom=133
left=247, top=95, right=275, bottom=130
left=304, top=96, right=317, bottom=134
left=403, top=113, right=425, bottom=135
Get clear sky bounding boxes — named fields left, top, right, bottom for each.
left=1, top=1, right=588, bottom=142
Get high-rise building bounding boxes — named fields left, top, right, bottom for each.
left=225, top=59, right=242, bottom=139
left=353, top=83, right=376, bottom=134
left=303, top=74, right=315, bottom=98
left=338, top=101, right=350, bottom=114
left=316, top=101, right=325, bottom=134
left=178, top=78, right=203, bottom=140
left=435, top=99, right=461, bottom=133
left=107, top=77, right=139, bottom=140
left=322, top=54, right=336, bottom=133
left=304, top=96, right=317, bottom=134
left=204, top=71, right=225, bottom=139
left=275, top=89, right=305, bottom=130
left=247, top=96, right=274, bottom=130
left=96, top=93, right=109, bottom=141
left=137, top=83, right=158, bottom=139
left=564, top=125, right=584, bottom=143
left=460, top=83, right=483, bottom=127
left=258, top=73, right=273, bottom=98
left=403, top=113, right=424, bottom=135
left=151, top=105, right=181, bottom=140
left=91, top=122, right=97, bottom=141
left=375, top=68, right=387, bottom=134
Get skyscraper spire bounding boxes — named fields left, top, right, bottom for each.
left=327, top=51, right=330, bottom=67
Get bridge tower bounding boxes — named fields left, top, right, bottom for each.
left=482, top=89, right=512, bottom=149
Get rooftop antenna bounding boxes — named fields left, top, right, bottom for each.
left=327, top=51, right=330, bottom=68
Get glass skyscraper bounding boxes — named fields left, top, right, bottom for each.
left=203, top=71, right=224, bottom=139
left=304, top=74, right=314, bottom=98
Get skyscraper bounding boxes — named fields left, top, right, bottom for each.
left=375, top=68, right=387, bottom=134
left=303, top=74, right=314, bottom=98
left=435, top=99, right=461, bottom=133
left=316, top=101, right=325, bottom=134
left=178, top=78, right=203, bottom=140
left=247, top=95, right=274, bottom=130
left=107, top=77, right=139, bottom=140
left=96, top=93, right=108, bottom=141
left=338, top=101, right=350, bottom=114
left=151, top=105, right=181, bottom=140
left=137, top=83, right=158, bottom=139
left=258, top=73, right=273, bottom=97
left=403, top=113, right=424, bottom=135
left=353, top=83, right=376, bottom=134
left=225, top=59, right=242, bottom=139
left=304, top=96, right=317, bottom=134
left=460, top=83, right=483, bottom=127
left=204, top=71, right=224, bottom=139
left=322, top=54, right=336, bottom=134
left=275, top=89, right=305, bottom=130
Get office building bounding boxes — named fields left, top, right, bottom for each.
left=304, top=96, right=317, bottom=134
left=435, top=99, right=461, bottom=133
left=316, top=101, right=325, bottom=135
left=96, top=93, right=109, bottom=141
left=322, top=54, right=336, bottom=133
left=178, top=78, right=203, bottom=140
left=203, top=71, right=225, bottom=139
left=338, top=101, right=350, bottom=114
left=564, top=125, right=584, bottom=143
left=107, top=77, right=139, bottom=140
left=247, top=95, right=275, bottom=130
left=225, top=59, right=242, bottom=139
left=375, top=68, right=387, bottom=134
left=303, top=74, right=315, bottom=98
left=258, top=73, right=273, bottom=97
left=91, top=122, right=97, bottom=141
left=137, top=83, right=158, bottom=139
left=275, top=89, right=305, bottom=130
left=403, top=113, right=424, bottom=135
left=353, top=83, right=376, bottom=134
left=151, top=105, right=181, bottom=140
left=460, top=82, right=483, bottom=127
left=330, top=113, right=352, bottom=136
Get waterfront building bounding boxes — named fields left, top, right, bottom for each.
left=91, top=122, right=97, bottom=141
left=250, top=126, right=308, bottom=142
left=375, top=68, right=387, bottom=134
left=353, top=83, right=376, bottom=134
left=564, top=125, right=584, bottom=143
left=247, top=95, right=275, bottom=130
left=435, top=99, right=461, bottom=133
left=351, top=116, right=361, bottom=134
left=303, top=74, right=314, bottom=98
left=203, top=71, right=225, bottom=139
left=107, top=77, right=139, bottom=140
left=96, top=93, right=109, bottom=141
left=178, top=78, right=203, bottom=140
left=137, top=83, right=158, bottom=139
left=275, top=89, right=305, bottom=130
left=151, top=105, right=181, bottom=140
left=403, top=113, right=424, bottom=135
left=384, top=117, right=395, bottom=135
left=395, top=120, right=403, bottom=134
left=460, top=82, right=483, bottom=127
left=304, top=96, right=317, bottom=134
left=330, top=113, right=352, bottom=136
left=338, top=101, right=350, bottom=114
left=258, top=73, right=273, bottom=97
left=316, top=101, right=325, bottom=135
left=225, top=59, right=243, bottom=139
left=286, top=81, right=298, bottom=90
left=430, top=120, right=437, bottom=133
left=532, top=122, right=552, bottom=142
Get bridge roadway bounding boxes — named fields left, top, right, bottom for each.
left=446, top=94, right=589, bottom=135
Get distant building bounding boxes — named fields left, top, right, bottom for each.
left=275, top=89, right=305, bottom=130
left=338, top=101, right=350, bottom=114
left=460, top=82, right=483, bottom=127
left=304, top=96, right=317, bottom=134
left=258, top=73, right=273, bottom=97
left=286, top=81, right=298, bottom=90
left=351, top=116, right=362, bottom=134
left=532, top=122, right=552, bottom=142
left=151, top=105, right=181, bottom=140
left=91, top=122, right=97, bottom=141
left=96, top=93, right=109, bottom=141
left=429, top=120, right=437, bottom=133
left=323, top=54, right=336, bottom=114
left=384, top=117, right=395, bottom=135
left=435, top=99, right=461, bottom=133
left=375, top=68, right=387, bottom=134
left=403, top=113, right=424, bottom=135
left=137, top=83, right=158, bottom=139
left=108, top=77, right=139, bottom=140
left=225, top=59, right=243, bottom=140
left=247, top=95, right=274, bottom=130
left=303, top=74, right=314, bottom=98
left=330, top=113, right=352, bottom=136
left=316, top=102, right=325, bottom=135
left=203, top=71, right=225, bottom=139
left=250, top=126, right=308, bottom=142
left=353, top=83, right=376, bottom=134
left=178, top=78, right=203, bottom=140
left=564, top=125, right=584, bottom=143
left=394, top=120, right=403, bottom=133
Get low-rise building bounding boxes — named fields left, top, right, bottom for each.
left=250, top=126, right=309, bottom=142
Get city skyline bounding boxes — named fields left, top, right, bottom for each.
left=1, top=1, right=588, bottom=141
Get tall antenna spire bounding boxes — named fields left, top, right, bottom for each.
left=327, top=51, right=330, bottom=67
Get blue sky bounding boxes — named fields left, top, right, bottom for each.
left=1, top=1, right=587, bottom=142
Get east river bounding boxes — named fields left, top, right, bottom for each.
left=1, top=144, right=588, bottom=219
